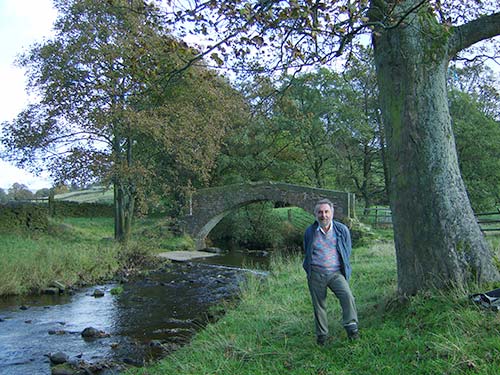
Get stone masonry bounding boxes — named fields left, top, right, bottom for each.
left=181, top=181, right=355, bottom=250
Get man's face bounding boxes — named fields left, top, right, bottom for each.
left=315, top=203, right=332, bottom=229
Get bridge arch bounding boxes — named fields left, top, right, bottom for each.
left=181, top=181, right=355, bottom=250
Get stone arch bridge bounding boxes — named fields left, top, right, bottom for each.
left=181, top=181, right=355, bottom=250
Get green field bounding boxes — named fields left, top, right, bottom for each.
left=54, top=186, right=114, bottom=204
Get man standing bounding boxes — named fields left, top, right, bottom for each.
left=303, top=198, right=359, bottom=345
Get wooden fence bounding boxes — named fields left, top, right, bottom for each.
left=361, top=207, right=500, bottom=233
left=476, top=210, right=500, bottom=232
left=359, top=207, right=392, bottom=227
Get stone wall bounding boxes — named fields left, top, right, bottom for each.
left=0, top=202, right=49, bottom=232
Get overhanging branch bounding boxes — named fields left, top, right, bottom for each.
left=448, top=12, right=500, bottom=59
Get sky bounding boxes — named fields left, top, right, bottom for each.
left=0, top=0, right=57, bottom=191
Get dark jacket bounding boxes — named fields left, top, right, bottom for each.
left=303, top=220, right=353, bottom=280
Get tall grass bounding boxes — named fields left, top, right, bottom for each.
left=127, top=241, right=500, bottom=375
left=0, top=216, right=197, bottom=296
left=0, top=217, right=120, bottom=295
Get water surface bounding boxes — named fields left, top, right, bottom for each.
left=0, top=251, right=269, bottom=374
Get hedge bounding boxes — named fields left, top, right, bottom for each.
left=0, top=202, right=49, bottom=231
left=0, top=201, right=113, bottom=232
left=49, top=200, right=113, bottom=218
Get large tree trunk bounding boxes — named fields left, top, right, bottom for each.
left=371, top=2, right=499, bottom=294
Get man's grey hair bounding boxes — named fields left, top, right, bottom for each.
left=314, top=198, right=334, bottom=214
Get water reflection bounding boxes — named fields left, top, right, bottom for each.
left=0, top=251, right=269, bottom=375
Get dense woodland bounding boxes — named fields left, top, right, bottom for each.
left=1, top=0, right=500, bottom=294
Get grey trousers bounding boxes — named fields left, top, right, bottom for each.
left=307, top=270, right=358, bottom=337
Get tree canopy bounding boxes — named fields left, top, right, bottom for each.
left=166, top=0, right=500, bottom=294
left=166, top=1, right=499, bottom=76
left=1, top=0, right=247, bottom=239
left=450, top=92, right=500, bottom=211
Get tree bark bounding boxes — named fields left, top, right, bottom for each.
left=114, top=182, right=124, bottom=242
left=112, top=133, right=136, bottom=244
left=371, top=1, right=500, bottom=294
left=114, top=179, right=135, bottom=243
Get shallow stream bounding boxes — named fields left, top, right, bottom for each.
left=0, top=250, right=269, bottom=374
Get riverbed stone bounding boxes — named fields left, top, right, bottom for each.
left=92, top=289, right=105, bottom=297
left=51, top=368, right=73, bottom=375
left=81, top=326, right=109, bottom=339
left=51, top=363, right=77, bottom=375
left=48, top=329, right=67, bottom=335
left=149, top=339, right=163, bottom=348
left=49, top=351, right=69, bottom=365
left=50, top=281, right=66, bottom=293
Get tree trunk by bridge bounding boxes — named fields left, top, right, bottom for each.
left=371, top=1, right=500, bottom=294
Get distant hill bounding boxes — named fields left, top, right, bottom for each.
left=55, top=186, right=113, bottom=204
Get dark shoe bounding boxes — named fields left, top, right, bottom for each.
left=348, top=329, right=359, bottom=340
left=316, top=335, right=328, bottom=346
left=345, top=323, right=359, bottom=340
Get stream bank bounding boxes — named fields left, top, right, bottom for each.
left=0, top=250, right=270, bottom=375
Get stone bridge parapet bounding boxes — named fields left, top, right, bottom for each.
left=181, top=181, right=355, bottom=249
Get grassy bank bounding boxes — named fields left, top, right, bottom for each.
left=128, top=241, right=500, bottom=375
left=0, top=215, right=198, bottom=296
left=0, top=217, right=120, bottom=295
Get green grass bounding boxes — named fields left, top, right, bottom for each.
left=127, top=241, right=500, bottom=375
left=0, top=217, right=121, bottom=295
left=3, top=213, right=500, bottom=373
left=131, top=217, right=195, bottom=252
left=0, top=216, right=198, bottom=296
left=275, top=207, right=315, bottom=232
left=478, top=212, right=500, bottom=234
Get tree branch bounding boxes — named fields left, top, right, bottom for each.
left=448, top=12, right=500, bottom=59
